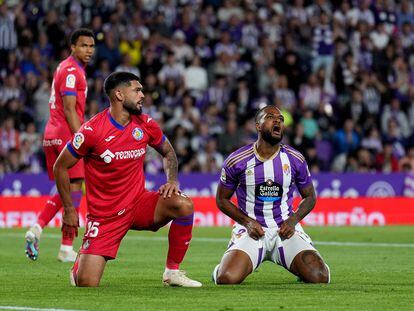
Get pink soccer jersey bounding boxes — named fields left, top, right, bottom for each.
left=44, top=56, right=88, bottom=142
left=67, top=109, right=165, bottom=218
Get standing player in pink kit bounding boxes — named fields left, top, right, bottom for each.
left=25, top=29, right=95, bottom=262
left=53, top=72, right=201, bottom=287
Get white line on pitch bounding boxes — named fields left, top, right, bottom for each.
left=3, top=233, right=414, bottom=248
left=0, top=306, right=85, bottom=311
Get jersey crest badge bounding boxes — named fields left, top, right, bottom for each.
left=132, top=128, right=144, bottom=141
left=283, top=164, right=290, bottom=175
left=73, top=133, right=84, bottom=149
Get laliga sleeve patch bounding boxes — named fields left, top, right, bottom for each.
left=66, top=74, right=76, bottom=88
left=73, top=133, right=85, bottom=149
left=220, top=168, right=226, bottom=183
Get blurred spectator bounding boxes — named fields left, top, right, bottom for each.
left=115, top=53, right=141, bottom=78
left=399, top=146, right=414, bottom=172
left=0, top=116, right=18, bottom=155
left=334, top=119, right=360, bottom=154
left=158, top=50, right=185, bottom=86
left=184, top=56, right=208, bottom=96
left=375, top=142, right=399, bottom=172
left=381, top=98, right=410, bottom=138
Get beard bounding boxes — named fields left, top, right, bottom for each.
left=261, top=130, right=283, bottom=145
left=124, top=100, right=142, bottom=115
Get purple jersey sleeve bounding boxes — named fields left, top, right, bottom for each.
left=295, top=160, right=312, bottom=191
left=219, top=163, right=238, bottom=191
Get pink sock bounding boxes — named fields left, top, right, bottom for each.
left=166, top=213, right=194, bottom=270
left=61, top=190, right=82, bottom=246
left=37, top=194, right=62, bottom=228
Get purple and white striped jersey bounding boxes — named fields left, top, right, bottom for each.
left=220, top=143, right=312, bottom=228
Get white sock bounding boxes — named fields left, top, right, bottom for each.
left=60, top=245, right=73, bottom=252
left=164, top=267, right=179, bottom=274
left=33, top=223, right=43, bottom=234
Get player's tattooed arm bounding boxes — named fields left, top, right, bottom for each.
left=216, top=184, right=265, bottom=240
left=155, top=138, right=180, bottom=198
left=279, top=183, right=316, bottom=240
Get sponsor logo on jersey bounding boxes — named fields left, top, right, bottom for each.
left=66, top=74, right=76, bottom=88
left=73, top=133, right=84, bottom=149
left=43, top=139, right=63, bottom=147
left=105, top=135, right=116, bottom=142
left=100, top=148, right=146, bottom=164
left=100, top=149, right=115, bottom=163
left=283, top=164, right=290, bottom=175
left=114, top=148, right=146, bottom=160
left=84, top=125, right=93, bottom=131
left=67, top=67, right=76, bottom=72
left=255, top=179, right=283, bottom=202
left=220, top=168, right=226, bottom=183
left=132, top=127, right=144, bottom=141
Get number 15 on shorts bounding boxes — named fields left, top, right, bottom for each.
left=85, top=221, right=100, bottom=238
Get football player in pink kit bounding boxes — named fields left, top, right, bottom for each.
left=53, top=72, right=201, bottom=287
left=25, top=29, right=95, bottom=262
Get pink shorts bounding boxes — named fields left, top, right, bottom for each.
left=43, top=139, right=84, bottom=180
left=79, top=191, right=161, bottom=260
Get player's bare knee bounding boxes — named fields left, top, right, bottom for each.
left=174, top=196, right=194, bottom=217
left=306, top=265, right=329, bottom=283
left=76, top=275, right=100, bottom=287
left=216, top=271, right=243, bottom=285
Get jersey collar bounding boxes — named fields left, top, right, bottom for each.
left=70, top=56, right=86, bottom=73
left=254, top=142, right=281, bottom=162
left=107, top=110, right=126, bottom=130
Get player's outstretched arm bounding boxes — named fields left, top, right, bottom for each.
left=53, top=147, right=81, bottom=237
left=63, top=95, right=82, bottom=133
left=216, top=184, right=264, bottom=240
left=155, top=138, right=180, bottom=198
left=279, top=183, right=316, bottom=240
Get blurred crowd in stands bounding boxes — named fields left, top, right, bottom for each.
left=1, top=0, right=414, bottom=176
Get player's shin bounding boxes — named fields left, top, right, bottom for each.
left=166, top=213, right=194, bottom=270
left=58, top=190, right=82, bottom=262
left=37, top=193, right=63, bottom=228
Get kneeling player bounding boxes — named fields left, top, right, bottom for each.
left=54, top=72, right=201, bottom=287
left=212, top=106, right=330, bottom=284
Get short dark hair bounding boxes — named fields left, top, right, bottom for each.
left=255, top=105, right=270, bottom=123
left=70, top=28, right=95, bottom=45
left=104, top=71, right=141, bottom=96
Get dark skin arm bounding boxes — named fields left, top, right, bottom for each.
left=216, top=183, right=265, bottom=240
left=63, top=95, right=82, bottom=133
left=154, top=138, right=180, bottom=198
left=279, top=183, right=316, bottom=240
left=53, top=147, right=80, bottom=238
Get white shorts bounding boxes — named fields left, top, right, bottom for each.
left=225, top=223, right=317, bottom=271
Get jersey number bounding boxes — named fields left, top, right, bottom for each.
left=85, top=221, right=100, bottom=238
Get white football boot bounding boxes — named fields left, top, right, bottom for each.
left=162, top=270, right=202, bottom=287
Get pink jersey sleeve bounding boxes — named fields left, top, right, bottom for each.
left=58, top=67, right=80, bottom=97
left=66, top=124, right=96, bottom=158
left=146, top=116, right=166, bottom=148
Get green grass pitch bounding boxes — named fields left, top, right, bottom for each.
left=1, top=226, right=414, bottom=310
